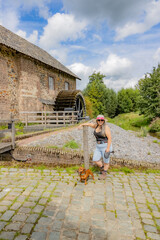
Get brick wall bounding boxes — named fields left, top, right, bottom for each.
left=0, top=44, right=76, bottom=120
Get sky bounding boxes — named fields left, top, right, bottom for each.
left=1, top=0, right=160, bottom=91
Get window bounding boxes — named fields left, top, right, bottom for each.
left=49, top=76, right=54, bottom=90
left=65, top=81, right=69, bottom=90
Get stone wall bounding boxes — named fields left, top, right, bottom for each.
left=1, top=146, right=159, bottom=169
left=0, top=45, right=19, bottom=119
left=0, top=44, right=76, bottom=120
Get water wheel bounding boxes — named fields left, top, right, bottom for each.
left=54, top=90, right=86, bottom=118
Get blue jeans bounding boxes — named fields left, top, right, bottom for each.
left=93, top=143, right=112, bottom=164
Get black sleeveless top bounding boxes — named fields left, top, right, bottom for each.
left=94, top=127, right=108, bottom=142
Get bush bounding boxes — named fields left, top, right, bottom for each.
left=15, top=122, right=25, bottom=131
left=131, top=116, right=151, bottom=127
left=63, top=140, right=79, bottom=149
left=149, top=118, right=160, bottom=132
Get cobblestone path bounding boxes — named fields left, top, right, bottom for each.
left=0, top=168, right=160, bottom=240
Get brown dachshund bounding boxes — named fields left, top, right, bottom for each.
left=78, top=167, right=94, bottom=185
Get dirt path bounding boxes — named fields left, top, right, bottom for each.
left=17, top=125, right=79, bottom=146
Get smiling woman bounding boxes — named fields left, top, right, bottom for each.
left=78, top=114, right=112, bottom=180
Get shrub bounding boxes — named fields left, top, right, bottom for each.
left=63, top=140, right=79, bottom=149
left=15, top=122, right=25, bottom=130
left=149, top=118, right=160, bottom=132
left=131, top=116, right=151, bottom=127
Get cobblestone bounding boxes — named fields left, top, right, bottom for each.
left=0, top=167, right=159, bottom=239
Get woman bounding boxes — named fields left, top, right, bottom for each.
left=79, top=115, right=112, bottom=180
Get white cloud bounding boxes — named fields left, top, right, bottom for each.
left=21, top=0, right=51, bottom=19
left=0, top=9, right=19, bottom=31
left=67, top=62, right=93, bottom=89
left=153, top=48, right=160, bottom=62
left=92, top=34, right=102, bottom=42
left=16, top=30, right=38, bottom=44
left=0, top=0, right=52, bottom=30
left=99, top=54, right=132, bottom=76
left=50, top=48, right=68, bottom=64
left=63, top=0, right=160, bottom=40
left=68, top=62, right=92, bottom=76
left=39, top=13, right=87, bottom=49
left=67, top=56, right=134, bottom=91
left=115, top=1, right=160, bottom=40
left=104, top=77, right=139, bottom=91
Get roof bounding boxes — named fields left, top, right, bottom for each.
left=0, top=25, right=80, bottom=80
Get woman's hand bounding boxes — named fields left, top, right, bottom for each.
left=78, top=125, right=83, bottom=130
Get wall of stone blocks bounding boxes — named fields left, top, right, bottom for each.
left=1, top=146, right=159, bottom=169
left=0, top=44, right=77, bottom=120
left=0, top=45, right=19, bottom=120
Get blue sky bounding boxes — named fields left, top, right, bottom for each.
left=1, top=0, right=160, bottom=91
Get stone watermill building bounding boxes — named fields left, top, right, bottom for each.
left=0, top=25, right=85, bottom=121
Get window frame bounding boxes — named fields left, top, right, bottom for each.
left=65, top=81, right=69, bottom=90
left=48, top=76, right=54, bottom=90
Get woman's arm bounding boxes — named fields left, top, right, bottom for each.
left=105, top=125, right=112, bottom=152
left=78, top=122, right=96, bottom=129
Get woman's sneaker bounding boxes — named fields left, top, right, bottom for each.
left=99, top=165, right=104, bottom=174
left=98, top=170, right=107, bottom=180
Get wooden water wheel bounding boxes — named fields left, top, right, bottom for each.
left=54, top=90, right=86, bottom=118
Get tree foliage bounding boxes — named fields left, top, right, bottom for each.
left=83, top=72, right=117, bottom=118
left=136, top=65, right=160, bottom=118
left=117, top=88, right=140, bottom=114
left=84, top=96, right=94, bottom=119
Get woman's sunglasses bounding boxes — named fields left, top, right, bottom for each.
left=97, top=119, right=104, bottom=122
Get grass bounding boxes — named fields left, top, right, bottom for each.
left=47, top=145, right=59, bottom=149
left=33, top=165, right=47, bottom=171
left=16, top=131, right=24, bottom=136
left=152, top=140, right=160, bottom=145
left=0, top=163, right=160, bottom=175
left=109, top=167, right=135, bottom=174
left=66, top=166, right=79, bottom=174
left=108, top=112, right=151, bottom=132
left=63, top=140, right=79, bottom=149
left=137, top=127, right=148, bottom=137
left=143, top=169, right=160, bottom=174
left=0, top=124, right=8, bottom=130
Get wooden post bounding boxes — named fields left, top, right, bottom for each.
left=63, top=112, right=65, bottom=125
left=25, top=114, right=28, bottom=127
left=71, top=112, right=74, bottom=124
left=45, top=111, right=47, bottom=126
left=83, top=126, right=89, bottom=169
left=11, top=119, right=15, bottom=149
left=56, top=112, right=58, bottom=125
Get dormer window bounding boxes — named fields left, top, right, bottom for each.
left=65, top=81, right=69, bottom=90
left=49, top=76, right=54, bottom=90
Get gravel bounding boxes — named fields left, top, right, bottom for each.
left=26, top=123, right=160, bottom=164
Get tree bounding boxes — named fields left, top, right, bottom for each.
left=137, top=65, right=160, bottom=118
left=83, top=72, right=117, bottom=117
left=103, top=88, right=117, bottom=118
left=84, top=96, right=94, bottom=119
left=117, top=88, right=140, bottom=114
